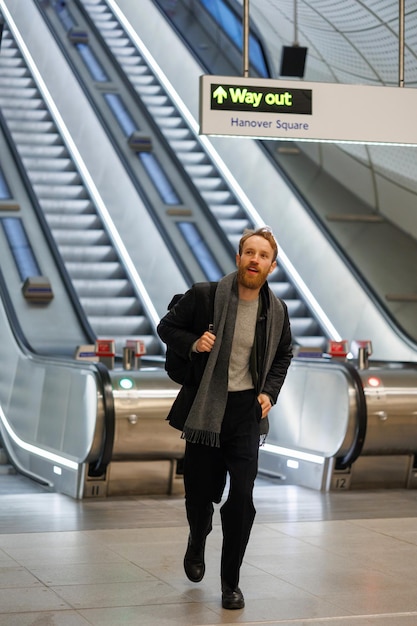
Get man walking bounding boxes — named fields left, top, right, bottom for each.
left=157, top=227, right=293, bottom=609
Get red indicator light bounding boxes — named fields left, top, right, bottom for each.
left=97, top=343, right=111, bottom=353
left=367, top=376, right=381, bottom=387
left=95, top=339, right=115, bottom=357
left=328, top=340, right=348, bottom=357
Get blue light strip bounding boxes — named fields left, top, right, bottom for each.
left=77, top=43, right=109, bottom=82
left=199, top=0, right=269, bottom=77
left=53, top=1, right=108, bottom=82
left=1, top=217, right=41, bottom=280
left=177, top=221, right=223, bottom=281
left=139, top=152, right=180, bottom=205
left=103, top=93, right=137, bottom=136
left=0, top=166, right=11, bottom=199
left=54, top=0, right=76, bottom=31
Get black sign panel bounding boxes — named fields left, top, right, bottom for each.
left=210, top=83, right=312, bottom=115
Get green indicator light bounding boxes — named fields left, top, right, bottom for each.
left=119, top=377, right=134, bottom=390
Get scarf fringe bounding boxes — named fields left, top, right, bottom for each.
left=181, top=429, right=266, bottom=448
left=181, top=427, right=220, bottom=448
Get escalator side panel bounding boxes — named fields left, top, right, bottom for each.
left=0, top=268, right=106, bottom=497
left=266, top=361, right=355, bottom=458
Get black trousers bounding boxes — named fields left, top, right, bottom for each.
left=183, top=389, right=261, bottom=588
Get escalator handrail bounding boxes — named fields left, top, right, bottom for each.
left=88, top=361, right=115, bottom=477
left=335, top=361, right=367, bottom=470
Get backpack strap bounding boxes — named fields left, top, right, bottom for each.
left=208, top=281, right=217, bottom=330
left=193, top=281, right=217, bottom=331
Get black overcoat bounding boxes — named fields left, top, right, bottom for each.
left=157, top=281, right=293, bottom=432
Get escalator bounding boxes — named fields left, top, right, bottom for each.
left=146, top=0, right=417, bottom=489
left=0, top=5, right=189, bottom=496
left=56, top=0, right=417, bottom=360
left=2, top=0, right=417, bottom=495
left=150, top=0, right=417, bottom=358
left=32, top=0, right=328, bottom=349
left=0, top=0, right=326, bottom=496
left=0, top=19, right=164, bottom=355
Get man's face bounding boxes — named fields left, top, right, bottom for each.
left=236, top=235, right=277, bottom=291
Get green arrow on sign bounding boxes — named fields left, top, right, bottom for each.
left=213, top=85, right=228, bottom=104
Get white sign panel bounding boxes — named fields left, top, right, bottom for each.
left=199, top=74, right=417, bottom=145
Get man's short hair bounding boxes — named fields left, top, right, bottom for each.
left=239, top=227, right=278, bottom=262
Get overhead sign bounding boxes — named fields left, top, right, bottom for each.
left=199, top=74, right=417, bottom=145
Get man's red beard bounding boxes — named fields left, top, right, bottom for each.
left=237, top=264, right=269, bottom=290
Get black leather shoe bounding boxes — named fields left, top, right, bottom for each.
left=221, top=584, right=245, bottom=610
left=184, top=535, right=205, bottom=582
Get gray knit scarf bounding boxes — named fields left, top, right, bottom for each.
left=182, top=271, right=285, bottom=447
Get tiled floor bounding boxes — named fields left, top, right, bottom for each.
left=1, top=473, right=417, bottom=625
